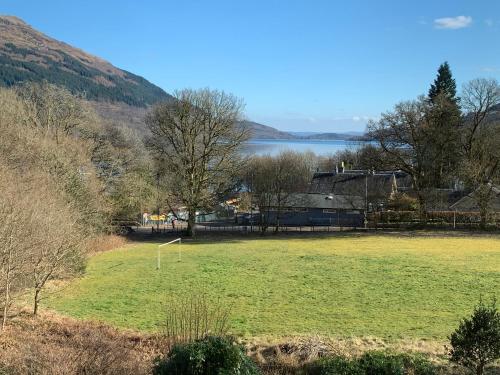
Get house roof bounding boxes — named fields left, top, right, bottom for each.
left=263, top=193, right=365, bottom=210
left=309, top=170, right=412, bottom=199
left=450, top=184, right=500, bottom=211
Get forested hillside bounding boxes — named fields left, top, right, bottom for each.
left=0, top=16, right=171, bottom=106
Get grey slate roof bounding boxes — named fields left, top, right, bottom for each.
left=309, top=170, right=413, bottom=202
left=263, top=193, right=365, bottom=210
left=450, top=184, right=500, bottom=211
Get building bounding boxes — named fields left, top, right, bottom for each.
left=450, top=184, right=500, bottom=212
left=309, top=169, right=413, bottom=210
left=250, top=193, right=365, bottom=227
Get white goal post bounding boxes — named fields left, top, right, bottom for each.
left=157, top=238, right=182, bottom=270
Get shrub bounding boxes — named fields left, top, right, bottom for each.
left=359, top=352, right=436, bottom=375
left=448, top=298, right=500, bottom=375
left=387, top=192, right=419, bottom=211
left=163, top=293, right=232, bottom=346
left=303, top=356, right=363, bottom=375
left=303, top=352, right=437, bottom=375
left=0, top=317, right=156, bottom=375
left=153, top=336, right=260, bottom=375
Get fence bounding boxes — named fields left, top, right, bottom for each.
left=143, top=211, right=500, bottom=235
left=148, top=223, right=359, bottom=235
left=368, top=211, right=500, bottom=230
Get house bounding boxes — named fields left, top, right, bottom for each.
left=250, top=193, right=365, bottom=227
left=450, top=184, right=500, bottom=212
left=309, top=169, right=413, bottom=210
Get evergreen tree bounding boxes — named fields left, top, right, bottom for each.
left=424, top=62, right=462, bottom=190
left=428, top=62, right=459, bottom=103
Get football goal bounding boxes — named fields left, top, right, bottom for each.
left=157, top=238, right=182, bottom=270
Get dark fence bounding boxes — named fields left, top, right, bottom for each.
left=148, top=223, right=359, bottom=235
left=368, top=211, right=500, bottom=230
left=143, top=211, right=500, bottom=235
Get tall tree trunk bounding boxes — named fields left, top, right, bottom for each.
left=477, top=362, right=484, bottom=375
left=187, top=207, right=196, bottom=237
left=1, top=281, right=9, bottom=332
left=33, top=288, right=41, bottom=316
left=1, top=247, right=13, bottom=332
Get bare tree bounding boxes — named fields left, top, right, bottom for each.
left=0, top=86, right=91, bottom=325
left=146, top=89, right=249, bottom=236
left=0, top=85, right=109, bottom=235
left=0, top=167, right=33, bottom=330
left=460, top=79, right=500, bottom=227
left=245, top=155, right=276, bottom=233
left=461, top=78, right=500, bottom=159
left=367, top=97, right=433, bottom=216
left=27, top=182, right=87, bottom=315
left=245, top=151, right=313, bottom=233
left=15, top=81, right=97, bottom=143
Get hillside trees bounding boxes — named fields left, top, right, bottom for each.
left=90, top=122, right=156, bottom=220
left=14, top=81, right=155, bottom=224
left=2, top=82, right=109, bottom=233
left=0, top=168, right=86, bottom=320
left=0, top=84, right=117, bottom=326
left=146, top=89, right=249, bottom=236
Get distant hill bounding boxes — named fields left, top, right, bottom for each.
left=239, top=120, right=298, bottom=140
left=0, top=15, right=367, bottom=140
left=300, top=132, right=364, bottom=141
left=0, top=15, right=171, bottom=107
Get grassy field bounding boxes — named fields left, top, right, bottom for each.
left=46, top=234, right=500, bottom=340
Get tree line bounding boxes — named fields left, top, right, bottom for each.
left=0, top=81, right=156, bottom=329
left=368, top=63, right=500, bottom=227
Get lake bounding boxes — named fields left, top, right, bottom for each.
left=242, top=139, right=367, bottom=156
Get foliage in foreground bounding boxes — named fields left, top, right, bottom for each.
left=0, top=316, right=161, bottom=375
left=448, top=298, right=500, bottom=375
left=305, top=351, right=438, bottom=375
left=153, top=336, right=261, bottom=375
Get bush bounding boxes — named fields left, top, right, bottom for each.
left=163, top=293, right=232, bottom=346
left=387, top=192, right=419, bottom=211
left=359, top=352, right=436, bottom=375
left=304, top=352, right=437, bottom=375
left=0, top=317, right=157, bottom=375
left=153, top=336, right=261, bottom=375
left=304, top=356, right=363, bottom=375
left=448, top=298, right=500, bottom=375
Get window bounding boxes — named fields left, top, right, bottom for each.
left=346, top=210, right=361, bottom=215
left=293, top=208, right=308, bottom=212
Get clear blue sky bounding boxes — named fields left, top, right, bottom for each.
left=2, top=0, right=499, bottom=132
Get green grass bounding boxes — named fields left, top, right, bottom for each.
left=46, top=234, right=500, bottom=340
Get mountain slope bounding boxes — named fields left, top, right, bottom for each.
left=238, top=120, right=297, bottom=139
left=0, top=15, right=171, bottom=107
left=0, top=15, right=348, bottom=140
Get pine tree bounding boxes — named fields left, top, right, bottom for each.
left=428, top=62, right=458, bottom=103
left=425, top=62, right=462, bottom=190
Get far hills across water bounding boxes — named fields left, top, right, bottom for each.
left=0, top=15, right=366, bottom=141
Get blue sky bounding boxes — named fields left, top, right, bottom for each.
left=2, top=1, right=499, bottom=132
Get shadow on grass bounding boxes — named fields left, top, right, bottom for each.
left=125, top=228, right=500, bottom=246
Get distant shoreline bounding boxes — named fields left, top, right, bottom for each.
left=243, top=138, right=371, bottom=156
